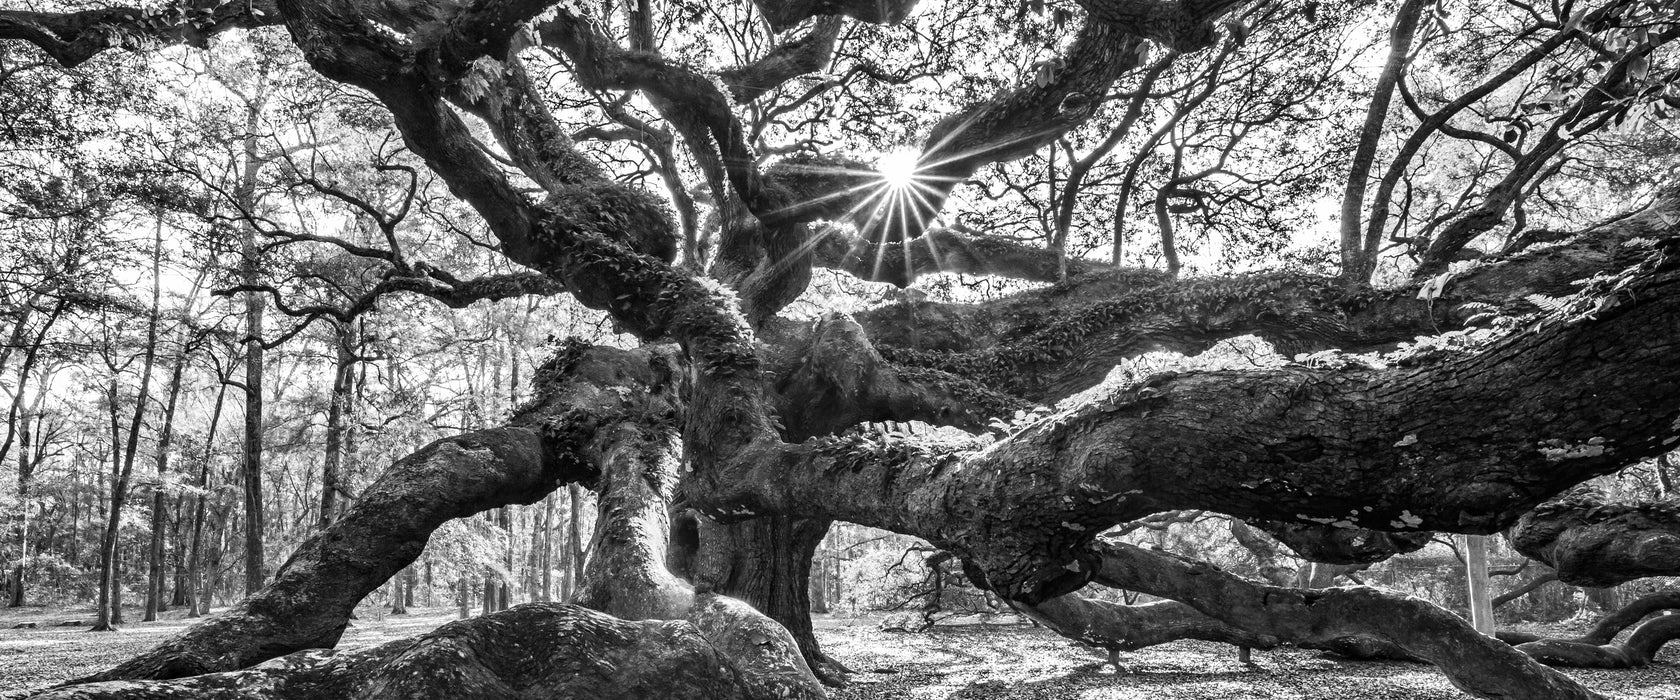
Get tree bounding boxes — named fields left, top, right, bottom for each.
left=4, top=0, right=1680, bottom=698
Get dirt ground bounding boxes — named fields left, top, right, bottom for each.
left=1, top=606, right=1676, bottom=698
left=817, top=615, right=1680, bottom=700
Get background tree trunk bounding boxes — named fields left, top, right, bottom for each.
left=1338, top=0, right=1429, bottom=284
left=93, top=226, right=166, bottom=631
left=146, top=348, right=191, bottom=621
left=318, top=322, right=355, bottom=529
left=186, top=378, right=228, bottom=618
left=1464, top=534, right=1495, bottom=634
left=237, top=93, right=269, bottom=596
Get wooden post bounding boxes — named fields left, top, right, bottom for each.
left=1463, top=534, right=1494, bottom=634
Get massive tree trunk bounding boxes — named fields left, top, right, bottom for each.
left=689, top=516, right=845, bottom=683
left=565, top=347, right=822, bottom=699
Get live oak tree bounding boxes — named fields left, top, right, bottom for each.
left=4, top=0, right=1680, bottom=699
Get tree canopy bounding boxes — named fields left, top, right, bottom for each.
left=3, top=0, right=1680, bottom=698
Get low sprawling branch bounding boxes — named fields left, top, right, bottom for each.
left=812, top=226, right=1106, bottom=288
left=697, top=245, right=1680, bottom=599
left=1020, top=594, right=1278, bottom=658
left=1087, top=538, right=1600, bottom=699
left=75, top=423, right=559, bottom=682
left=856, top=190, right=1679, bottom=401
left=67, top=342, right=671, bottom=682
left=1499, top=591, right=1680, bottom=669
left=1511, top=490, right=1680, bottom=586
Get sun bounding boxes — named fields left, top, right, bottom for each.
left=877, top=149, right=920, bottom=188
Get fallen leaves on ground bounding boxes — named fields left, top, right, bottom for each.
left=2, top=607, right=1676, bottom=699
left=816, top=615, right=1680, bottom=700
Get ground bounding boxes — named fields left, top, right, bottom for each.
left=0, top=606, right=1676, bottom=698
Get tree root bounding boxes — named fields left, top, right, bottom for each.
left=28, top=604, right=793, bottom=700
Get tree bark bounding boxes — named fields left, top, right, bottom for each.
left=1512, top=490, right=1680, bottom=586
left=691, top=516, right=847, bottom=684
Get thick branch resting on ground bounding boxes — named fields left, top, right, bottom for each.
left=28, top=604, right=793, bottom=700
left=1515, top=613, right=1680, bottom=669
left=66, top=342, right=675, bottom=682
left=1511, top=490, right=1680, bottom=586
left=1025, top=549, right=1674, bottom=675
left=1020, top=595, right=1280, bottom=655
left=72, top=424, right=560, bottom=682
left=1087, top=538, right=1600, bottom=700
left=1500, top=590, right=1680, bottom=648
